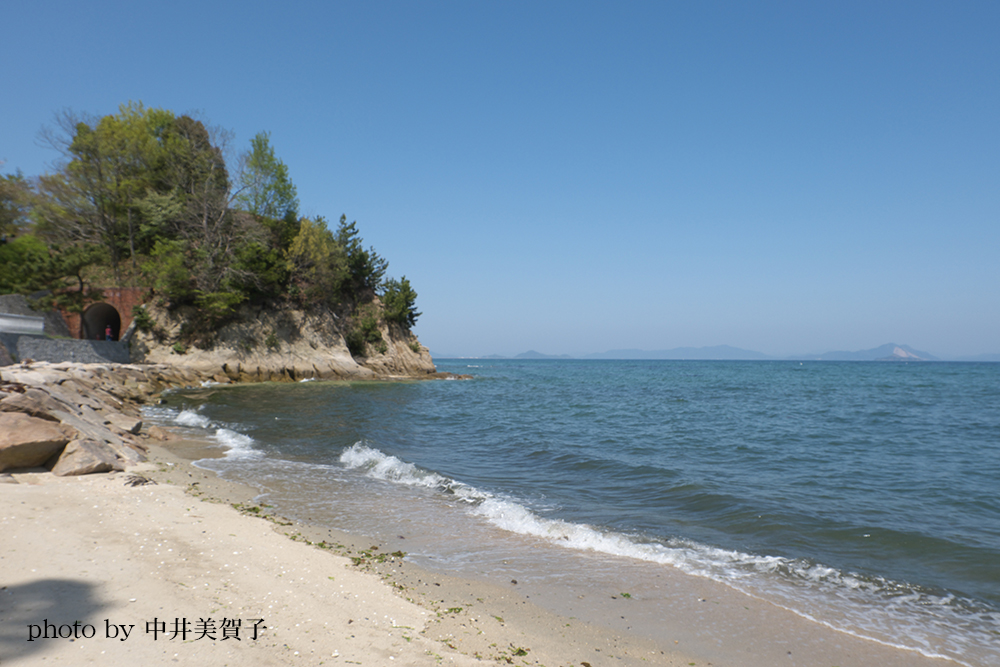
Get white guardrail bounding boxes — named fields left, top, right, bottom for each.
left=0, top=313, right=46, bottom=335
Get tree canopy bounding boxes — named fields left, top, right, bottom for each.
left=0, top=170, right=31, bottom=238
left=1, top=102, right=421, bottom=349
left=236, top=131, right=299, bottom=222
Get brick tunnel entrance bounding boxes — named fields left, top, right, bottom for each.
left=82, top=302, right=121, bottom=341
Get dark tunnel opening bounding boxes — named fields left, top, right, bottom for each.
left=82, top=303, right=121, bottom=341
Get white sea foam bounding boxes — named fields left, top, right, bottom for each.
left=337, top=441, right=999, bottom=667
left=213, top=428, right=262, bottom=459
left=160, top=408, right=260, bottom=459
left=339, top=443, right=484, bottom=502
left=175, top=409, right=211, bottom=428
left=339, top=444, right=770, bottom=576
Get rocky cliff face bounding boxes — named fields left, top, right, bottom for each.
left=129, top=302, right=436, bottom=382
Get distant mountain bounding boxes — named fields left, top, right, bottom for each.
left=514, top=350, right=574, bottom=359
left=789, top=343, right=938, bottom=362
left=585, top=345, right=771, bottom=360
left=445, top=343, right=956, bottom=362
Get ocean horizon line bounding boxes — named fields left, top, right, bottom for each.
left=431, top=342, right=1000, bottom=363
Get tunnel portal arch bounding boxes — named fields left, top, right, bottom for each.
left=82, top=302, right=122, bottom=341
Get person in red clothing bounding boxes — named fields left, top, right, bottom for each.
left=105, top=324, right=112, bottom=341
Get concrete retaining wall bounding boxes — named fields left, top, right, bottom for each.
left=0, top=333, right=130, bottom=365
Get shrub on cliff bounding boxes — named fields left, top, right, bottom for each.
left=345, top=305, right=386, bottom=357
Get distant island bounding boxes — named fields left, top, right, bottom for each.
left=586, top=345, right=770, bottom=360
left=790, top=343, right=938, bottom=362
left=514, top=350, right=575, bottom=360
left=439, top=343, right=1000, bottom=362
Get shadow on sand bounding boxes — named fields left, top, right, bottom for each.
left=0, top=578, right=107, bottom=663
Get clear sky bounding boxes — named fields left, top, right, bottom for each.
left=3, top=1, right=998, bottom=358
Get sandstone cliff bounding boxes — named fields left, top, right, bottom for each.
left=128, top=301, right=436, bottom=382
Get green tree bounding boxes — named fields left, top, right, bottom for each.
left=0, top=234, right=104, bottom=313
left=32, top=242, right=107, bottom=314
left=157, top=115, right=244, bottom=260
left=35, top=103, right=267, bottom=328
left=37, top=104, right=246, bottom=274
left=72, top=102, right=175, bottom=270
left=144, top=239, right=194, bottom=306
left=161, top=115, right=230, bottom=215
left=336, top=215, right=387, bottom=300
left=0, top=170, right=31, bottom=238
left=135, top=189, right=183, bottom=251
left=0, top=234, right=52, bottom=294
left=50, top=243, right=106, bottom=296
left=236, top=131, right=299, bottom=221
left=381, top=276, right=420, bottom=328
left=286, top=217, right=348, bottom=306
left=228, top=240, right=289, bottom=301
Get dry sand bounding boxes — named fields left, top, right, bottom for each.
left=0, top=440, right=963, bottom=667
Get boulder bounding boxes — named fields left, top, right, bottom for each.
left=51, top=408, right=118, bottom=444
left=105, top=441, right=145, bottom=467
left=46, top=381, right=107, bottom=412
left=0, top=413, right=77, bottom=471
left=105, top=412, right=143, bottom=435
left=0, top=388, right=67, bottom=421
left=0, top=368, right=66, bottom=387
left=50, top=439, right=124, bottom=476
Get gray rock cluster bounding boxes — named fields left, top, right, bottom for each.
left=0, top=362, right=205, bottom=477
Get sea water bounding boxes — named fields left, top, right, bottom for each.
left=145, top=360, right=1000, bottom=665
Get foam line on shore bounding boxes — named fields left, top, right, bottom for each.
left=338, top=441, right=998, bottom=666
left=146, top=406, right=263, bottom=460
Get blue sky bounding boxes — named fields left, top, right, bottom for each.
left=3, top=1, right=998, bottom=358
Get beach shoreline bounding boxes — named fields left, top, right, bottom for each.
left=1, top=439, right=699, bottom=667
left=0, top=362, right=971, bottom=666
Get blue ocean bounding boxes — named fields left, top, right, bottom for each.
left=146, top=360, right=1000, bottom=665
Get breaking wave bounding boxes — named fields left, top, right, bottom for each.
left=144, top=407, right=261, bottom=460
left=339, top=441, right=999, bottom=667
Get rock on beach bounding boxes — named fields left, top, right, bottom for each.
left=0, top=413, right=76, bottom=471
left=0, top=361, right=208, bottom=476
left=49, top=438, right=125, bottom=476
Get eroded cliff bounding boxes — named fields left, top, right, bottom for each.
left=129, top=302, right=436, bottom=382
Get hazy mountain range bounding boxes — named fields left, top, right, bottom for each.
left=436, top=344, right=1000, bottom=362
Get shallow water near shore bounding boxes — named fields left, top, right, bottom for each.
left=145, top=359, right=1000, bottom=666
